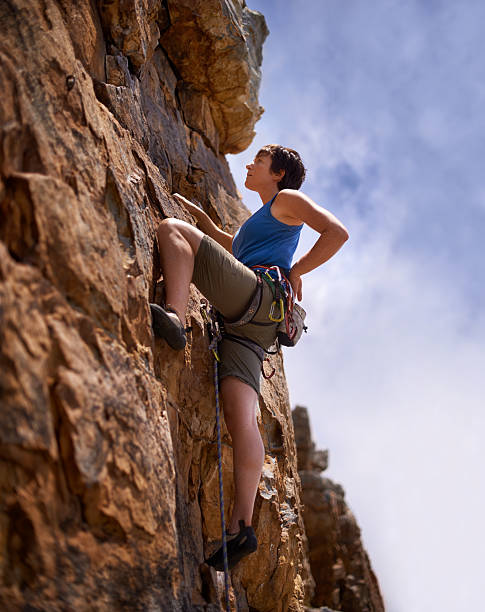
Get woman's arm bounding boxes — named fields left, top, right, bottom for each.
left=173, top=193, right=233, bottom=253
left=272, top=189, right=349, bottom=300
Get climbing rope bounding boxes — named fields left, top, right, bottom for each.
left=213, top=356, right=231, bottom=612
left=200, top=301, right=231, bottom=612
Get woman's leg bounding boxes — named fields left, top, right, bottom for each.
left=220, top=376, right=265, bottom=532
left=158, top=221, right=264, bottom=529
left=157, top=218, right=205, bottom=323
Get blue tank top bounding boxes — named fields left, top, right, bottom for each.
left=232, top=193, right=303, bottom=276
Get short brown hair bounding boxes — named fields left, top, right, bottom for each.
left=257, top=144, right=306, bottom=190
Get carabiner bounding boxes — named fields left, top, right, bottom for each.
left=269, top=298, right=285, bottom=322
left=272, top=265, right=282, bottom=283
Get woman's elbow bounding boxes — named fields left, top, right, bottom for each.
left=318, top=222, right=349, bottom=248
left=335, top=224, right=349, bottom=245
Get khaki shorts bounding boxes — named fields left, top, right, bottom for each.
left=192, top=235, right=279, bottom=394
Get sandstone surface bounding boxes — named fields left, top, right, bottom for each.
left=0, top=1, right=383, bottom=610
left=0, top=2, right=305, bottom=610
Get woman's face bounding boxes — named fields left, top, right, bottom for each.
left=244, top=153, right=281, bottom=191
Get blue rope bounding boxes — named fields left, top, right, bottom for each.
left=201, top=300, right=232, bottom=611
left=213, top=355, right=231, bottom=612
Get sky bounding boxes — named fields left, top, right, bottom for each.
left=227, top=2, right=485, bottom=611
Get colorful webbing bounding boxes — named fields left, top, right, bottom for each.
left=251, top=264, right=292, bottom=297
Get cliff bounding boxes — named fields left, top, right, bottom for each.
left=0, top=2, right=383, bottom=611
left=292, top=407, right=385, bottom=612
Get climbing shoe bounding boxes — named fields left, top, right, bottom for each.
left=150, top=303, right=186, bottom=350
left=205, top=520, right=258, bottom=571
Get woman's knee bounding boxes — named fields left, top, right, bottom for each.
left=221, top=378, right=258, bottom=432
left=157, top=218, right=203, bottom=253
left=157, top=217, right=188, bottom=237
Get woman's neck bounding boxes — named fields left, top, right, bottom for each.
left=258, top=187, right=279, bottom=204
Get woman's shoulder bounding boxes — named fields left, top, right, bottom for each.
left=276, top=189, right=311, bottom=206
left=272, top=190, right=307, bottom=226
left=274, top=189, right=308, bottom=212
left=277, top=188, right=303, bottom=198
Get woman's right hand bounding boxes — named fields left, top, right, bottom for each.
left=173, top=193, right=202, bottom=218
left=174, top=192, right=233, bottom=252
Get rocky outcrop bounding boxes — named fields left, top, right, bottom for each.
left=96, top=0, right=268, bottom=155
left=0, top=1, right=309, bottom=611
left=159, top=0, right=268, bottom=154
left=292, top=407, right=385, bottom=612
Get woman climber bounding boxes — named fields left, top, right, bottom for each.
left=150, top=144, right=349, bottom=570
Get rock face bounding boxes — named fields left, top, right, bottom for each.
left=292, top=407, right=385, bottom=612
left=0, top=1, right=382, bottom=610
left=0, top=1, right=307, bottom=610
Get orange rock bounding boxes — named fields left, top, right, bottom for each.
left=0, top=2, right=382, bottom=610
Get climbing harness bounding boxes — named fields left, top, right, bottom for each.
left=224, top=264, right=307, bottom=349
left=200, top=301, right=231, bottom=612
left=205, top=300, right=276, bottom=380
left=224, top=266, right=286, bottom=328
left=210, top=263, right=306, bottom=384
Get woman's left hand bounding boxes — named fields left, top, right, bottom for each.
left=289, top=268, right=302, bottom=301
